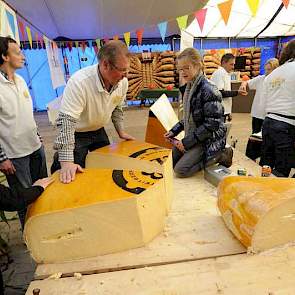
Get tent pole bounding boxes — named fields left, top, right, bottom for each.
left=228, top=38, right=231, bottom=49
left=200, top=38, right=203, bottom=50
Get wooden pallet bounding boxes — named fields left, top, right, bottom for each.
left=33, top=150, right=259, bottom=280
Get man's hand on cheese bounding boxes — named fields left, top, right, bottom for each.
left=117, top=130, right=135, bottom=141
left=60, top=162, right=84, bottom=184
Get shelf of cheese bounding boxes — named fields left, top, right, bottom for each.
left=218, top=176, right=295, bottom=253
left=24, top=168, right=167, bottom=264
left=86, top=140, right=173, bottom=213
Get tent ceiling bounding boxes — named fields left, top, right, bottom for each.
left=186, top=0, right=295, bottom=38
left=5, top=0, right=208, bottom=40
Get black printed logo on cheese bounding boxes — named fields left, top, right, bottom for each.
left=112, top=148, right=169, bottom=194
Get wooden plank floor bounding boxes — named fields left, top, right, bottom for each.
left=27, top=246, right=295, bottom=294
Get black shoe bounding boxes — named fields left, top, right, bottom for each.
left=218, top=147, right=233, bottom=168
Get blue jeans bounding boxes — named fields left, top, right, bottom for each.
left=6, top=146, right=48, bottom=228
left=51, top=127, right=110, bottom=173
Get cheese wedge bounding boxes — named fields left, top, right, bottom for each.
left=24, top=169, right=166, bottom=263
left=86, top=140, right=173, bottom=212
left=218, top=176, right=295, bottom=252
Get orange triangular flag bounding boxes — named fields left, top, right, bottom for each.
left=246, top=0, right=260, bottom=17
left=67, top=41, right=73, bottom=51
left=26, top=26, right=33, bottom=48
left=218, top=0, right=233, bottom=25
left=282, top=0, right=290, bottom=8
left=136, top=28, right=144, bottom=46
left=124, top=32, right=130, bottom=47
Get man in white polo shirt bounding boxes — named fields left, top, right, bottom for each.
left=211, top=53, right=247, bottom=122
left=52, top=40, right=135, bottom=183
left=0, top=37, right=48, bottom=228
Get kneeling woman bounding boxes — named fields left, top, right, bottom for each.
left=164, top=48, right=229, bottom=177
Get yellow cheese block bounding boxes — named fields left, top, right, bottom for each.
left=24, top=169, right=166, bottom=263
left=86, top=140, right=173, bottom=212
left=218, top=176, right=295, bottom=252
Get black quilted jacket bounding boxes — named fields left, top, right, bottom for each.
left=170, top=74, right=226, bottom=160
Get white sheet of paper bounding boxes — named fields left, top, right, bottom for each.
left=150, top=94, right=184, bottom=140
left=180, top=30, right=194, bottom=51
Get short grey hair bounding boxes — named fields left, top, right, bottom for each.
left=97, top=40, right=130, bottom=63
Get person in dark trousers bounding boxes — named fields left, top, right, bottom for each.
left=164, top=48, right=232, bottom=178
left=0, top=177, right=53, bottom=294
left=51, top=40, right=134, bottom=184
left=0, top=37, right=48, bottom=229
left=260, top=39, right=295, bottom=177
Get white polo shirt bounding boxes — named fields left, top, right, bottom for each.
left=211, top=67, right=232, bottom=115
left=247, top=75, right=265, bottom=119
left=262, top=60, right=295, bottom=126
left=0, top=73, right=41, bottom=158
left=60, top=64, right=128, bottom=132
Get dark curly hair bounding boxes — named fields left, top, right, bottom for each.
left=0, top=36, right=17, bottom=65
left=279, top=39, right=295, bottom=65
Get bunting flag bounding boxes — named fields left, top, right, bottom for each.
left=26, top=26, right=33, bottom=48
left=95, top=38, right=101, bottom=50
left=18, top=20, right=26, bottom=40
left=80, top=41, right=86, bottom=52
left=5, top=10, right=16, bottom=38
left=218, top=0, right=233, bottom=25
left=282, top=0, right=290, bottom=8
left=39, top=35, right=45, bottom=48
left=88, top=40, right=93, bottom=52
left=75, top=41, right=79, bottom=49
left=195, top=8, right=207, bottom=32
left=67, top=41, right=73, bottom=51
left=94, top=45, right=99, bottom=55
left=35, top=32, right=39, bottom=47
left=113, top=35, right=119, bottom=41
left=136, top=28, right=144, bottom=46
left=176, top=15, right=188, bottom=31
left=124, top=32, right=130, bottom=47
left=246, top=0, right=260, bottom=17
left=157, top=21, right=168, bottom=42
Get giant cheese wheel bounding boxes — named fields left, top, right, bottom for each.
left=218, top=176, right=295, bottom=253
left=24, top=168, right=167, bottom=263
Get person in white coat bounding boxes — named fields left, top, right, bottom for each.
left=259, top=39, right=295, bottom=177
left=240, top=58, right=279, bottom=134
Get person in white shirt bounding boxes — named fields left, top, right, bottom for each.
left=211, top=53, right=247, bottom=122
left=240, top=58, right=279, bottom=134
left=259, top=39, right=295, bottom=177
left=0, top=36, right=48, bottom=228
left=52, top=41, right=135, bottom=184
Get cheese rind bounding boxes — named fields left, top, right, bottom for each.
left=24, top=169, right=166, bottom=263
left=218, top=176, right=295, bottom=252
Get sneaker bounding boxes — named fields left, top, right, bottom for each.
left=218, top=147, right=233, bottom=168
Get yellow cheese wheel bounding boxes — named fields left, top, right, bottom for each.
left=218, top=176, right=295, bottom=253
left=25, top=168, right=167, bottom=263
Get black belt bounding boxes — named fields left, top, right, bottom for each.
left=268, top=112, right=295, bottom=120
